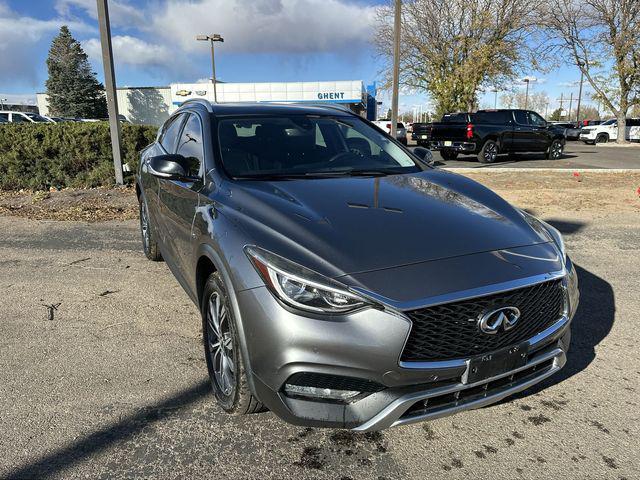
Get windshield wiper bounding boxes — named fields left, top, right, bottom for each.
left=234, top=169, right=407, bottom=180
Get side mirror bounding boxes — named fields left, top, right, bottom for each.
left=410, top=146, right=434, bottom=164
left=147, top=154, right=198, bottom=181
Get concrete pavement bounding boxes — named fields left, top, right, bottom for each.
left=0, top=210, right=638, bottom=479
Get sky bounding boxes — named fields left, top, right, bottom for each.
left=0, top=0, right=596, bottom=116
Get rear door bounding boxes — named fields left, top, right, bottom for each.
left=158, top=113, right=205, bottom=280
left=144, top=113, right=186, bottom=244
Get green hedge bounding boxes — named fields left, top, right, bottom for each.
left=0, top=122, right=158, bottom=190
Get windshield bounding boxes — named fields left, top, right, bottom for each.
left=217, top=115, right=422, bottom=179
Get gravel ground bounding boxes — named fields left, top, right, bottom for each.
left=0, top=173, right=638, bottom=479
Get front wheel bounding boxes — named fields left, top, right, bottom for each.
left=595, top=133, right=609, bottom=144
left=478, top=140, right=498, bottom=163
left=546, top=139, right=564, bottom=159
left=202, top=272, right=264, bottom=414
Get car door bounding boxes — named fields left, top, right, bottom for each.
left=158, top=112, right=205, bottom=280
left=511, top=110, right=532, bottom=151
left=143, top=113, right=186, bottom=246
left=526, top=111, right=550, bottom=151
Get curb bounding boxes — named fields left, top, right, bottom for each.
left=442, top=167, right=640, bottom=173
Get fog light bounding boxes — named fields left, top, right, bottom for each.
left=284, top=384, right=360, bottom=401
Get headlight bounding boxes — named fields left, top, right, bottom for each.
left=245, top=246, right=373, bottom=314
left=519, top=210, right=566, bottom=264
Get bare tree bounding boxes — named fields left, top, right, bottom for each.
left=374, top=0, right=539, bottom=116
left=541, top=0, right=640, bottom=143
left=500, top=90, right=550, bottom=113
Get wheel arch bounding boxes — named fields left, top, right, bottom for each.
left=194, top=243, right=261, bottom=399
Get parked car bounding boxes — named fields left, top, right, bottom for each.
left=429, top=109, right=566, bottom=162
left=0, top=111, right=53, bottom=123
left=412, top=122, right=434, bottom=146
left=549, top=121, right=582, bottom=141
left=372, top=120, right=407, bottom=144
left=136, top=100, right=579, bottom=431
left=579, top=118, right=640, bottom=144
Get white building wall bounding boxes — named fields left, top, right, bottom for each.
left=36, top=80, right=366, bottom=123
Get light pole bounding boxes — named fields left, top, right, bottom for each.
left=96, top=0, right=124, bottom=185
left=196, top=34, right=224, bottom=103
left=491, top=88, right=498, bottom=108
left=523, top=78, right=530, bottom=109
left=576, top=61, right=585, bottom=124
left=390, top=0, right=401, bottom=139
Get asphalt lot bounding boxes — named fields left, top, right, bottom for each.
left=424, top=142, right=640, bottom=169
left=1, top=193, right=639, bottom=478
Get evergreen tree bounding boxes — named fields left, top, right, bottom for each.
left=45, top=26, right=108, bottom=119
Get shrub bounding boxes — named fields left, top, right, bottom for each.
left=0, top=122, right=157, bottom=190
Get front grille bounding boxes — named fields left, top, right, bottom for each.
left=400, top=358, right=555, bottom=420
left=401, top=280, right=565, bottom=361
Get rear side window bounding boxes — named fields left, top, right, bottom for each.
left=0, top=113, right=8, bottom=122
left=176, top=114, right=204, bottom=176
left=159, top=114, right=185, bottom=153
left=441, top=113, right=468, bottom=123
left=472, top=111, right=511, bottom=124
left=513, top=111, right=528, bottom=125
left=627, top=119, right=640, bottom=127
left=11, top=114, right=27, bottom=123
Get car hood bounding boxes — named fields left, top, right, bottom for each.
left=220, top=169, right=553, bottom=277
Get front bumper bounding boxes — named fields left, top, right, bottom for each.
left=237, top=265, right=578, bottom=431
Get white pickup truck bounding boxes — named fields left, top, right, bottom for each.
left=579, top=118, right=640, bottom=144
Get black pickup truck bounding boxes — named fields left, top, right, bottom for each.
left=428, top=109, right=566, bottom=163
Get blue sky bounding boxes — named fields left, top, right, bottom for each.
left=0, top=0, right=595, bottom=115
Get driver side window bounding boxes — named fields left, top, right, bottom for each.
left=176, top=114, right=204, bottom=177
left=159, top=114, right=185, bottom=153
left=528, top=112, right=546, bottom=127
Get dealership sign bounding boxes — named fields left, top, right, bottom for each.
left=317, top=92, right=346, bottom=100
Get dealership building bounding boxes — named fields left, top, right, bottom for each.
left=36, top=80, right=378, bottom=125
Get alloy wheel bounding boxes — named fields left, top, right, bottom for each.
left=484, top=142, right=498, bottom=162
left=551, top=141, right=563, bottom=159
left=207, top=291, right=235, bottom=398
left=140, top=201, right=150, bottom=251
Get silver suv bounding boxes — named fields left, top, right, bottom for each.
left=136, top=101, right=579, bottom=431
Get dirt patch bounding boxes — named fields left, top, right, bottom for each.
left=462, top=171, right=640, bottom=216
left=1, top=171, right=638, bottom=222
left=0, top=186, right=138, bottom=222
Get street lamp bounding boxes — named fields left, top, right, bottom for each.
left=196, top=33, right=224, bottom=103
left=523, top=78, right=530, bottom=109
left=576, top=61, right=585, bottom=124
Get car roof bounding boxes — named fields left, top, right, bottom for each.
left=178, top=100, right=353, bottom=117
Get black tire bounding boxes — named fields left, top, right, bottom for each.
left=595, top=133, right=609, bottom=144
left=546, top=139, right=564, bottom=159
left=583, top=140, right=594, bottom=145
left=139, top=196, right=162, bottom=261
left=440, top=149, right=459, bottom=161
left=202, top=272, right=264, bottom=415
left=478, top=140, right=499, bottom=163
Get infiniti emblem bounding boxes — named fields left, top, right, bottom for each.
left=477, top=307, right=521, bottom=335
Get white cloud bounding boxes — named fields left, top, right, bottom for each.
left=83, top=35, right=171, bottom=68
left=0, top=1, right=93, bottom=87
left=148, top=0, right=376, bottom=54
left=55, top=0, right=145, bottom=28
